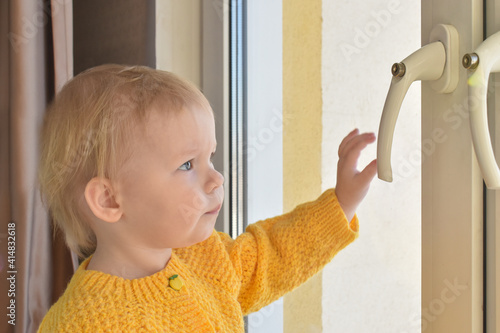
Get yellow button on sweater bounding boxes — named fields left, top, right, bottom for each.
left=37, top=189, right=359, bottom=332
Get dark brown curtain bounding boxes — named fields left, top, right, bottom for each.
left=73, top=0, right=155, bottom=75
left=0, top=1, right=74, bottom=332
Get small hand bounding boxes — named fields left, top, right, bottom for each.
left=335, top=128, right=377, bottom=221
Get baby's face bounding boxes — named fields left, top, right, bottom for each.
left=113, top=105, right=224, bottom=249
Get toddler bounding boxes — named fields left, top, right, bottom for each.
left=37, top=64, right=376, bottom=332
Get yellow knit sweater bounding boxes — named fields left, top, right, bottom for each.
left=37, top=189, right=359, bottom=332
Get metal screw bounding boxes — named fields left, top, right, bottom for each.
left=392, top=62, right=406, bottom=77
left=463, top=53, right=479, bottom=69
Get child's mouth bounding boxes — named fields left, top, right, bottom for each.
left=206, top=204, right=221, bottom=214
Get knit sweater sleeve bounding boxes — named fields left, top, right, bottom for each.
left=219, top=188, right=359, bottom=315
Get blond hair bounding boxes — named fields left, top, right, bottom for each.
left=38, top=64, right=212, bottom=259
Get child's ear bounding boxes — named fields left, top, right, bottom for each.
left=84, top=177, right=122, bottom=223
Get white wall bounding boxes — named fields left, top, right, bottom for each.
left=322, top=1, right=421, bottom=332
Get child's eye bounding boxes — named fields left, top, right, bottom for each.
left=179, top=161, right=192, bottom=171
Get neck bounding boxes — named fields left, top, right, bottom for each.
left=86, top=245, right=172, bottom=280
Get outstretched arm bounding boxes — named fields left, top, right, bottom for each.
left=335, top=128, right=377, bottom=221
left=215, top=128, right=376, bottom=315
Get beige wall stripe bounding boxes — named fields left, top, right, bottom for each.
left=282, top=0, right=323, bottom=332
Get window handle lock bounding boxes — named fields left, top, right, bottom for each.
left=377, top=24, right=459, bottom=182
left=464, top=30, right=500, bottom=189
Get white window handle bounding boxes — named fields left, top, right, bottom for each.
left=464, top=31, right=500, bottom=189
left=377, top=24, right=459, bottom=182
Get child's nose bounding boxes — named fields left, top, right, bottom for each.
left=206, top=168, right=224, bottom=193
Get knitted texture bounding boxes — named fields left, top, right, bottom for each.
left=37, top=188, right=359, bottom=332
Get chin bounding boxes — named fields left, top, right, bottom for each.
left=196, top=225, right=216, bottom=244
left=180, top=229, right=213, bottom=249
left=200, top=227, right=215, bottom=242
left=183, top=216, right=217, bottom=247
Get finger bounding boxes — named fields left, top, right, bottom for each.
left=338, top=128, right=359, bottom=157
left=340, top=132, right=375, bottom=157
left=341, top=132, right=376, bottom=162
left=357, top=159, right=377, bottom=184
